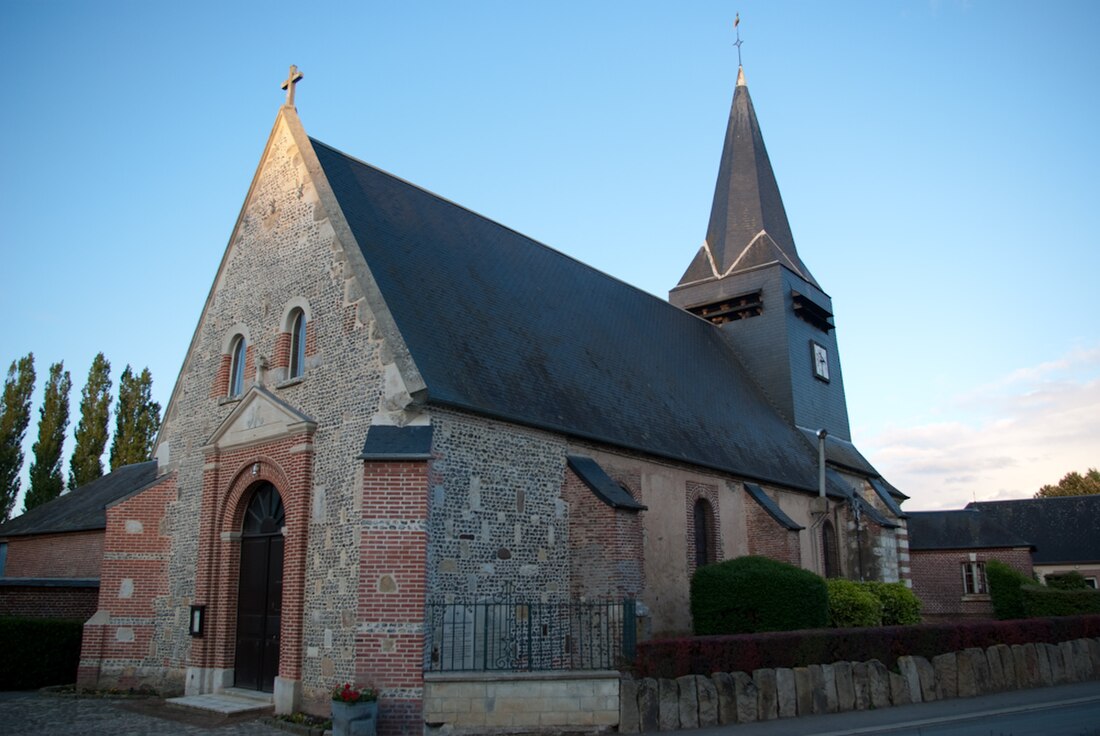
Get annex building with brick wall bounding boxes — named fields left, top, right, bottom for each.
left=74, top=65, right=909, bottom=732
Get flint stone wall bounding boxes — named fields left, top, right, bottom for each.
left=618, top=637, right=1100, bottom=732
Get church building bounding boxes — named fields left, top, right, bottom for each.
left=76, top=63, right=908, bottom=731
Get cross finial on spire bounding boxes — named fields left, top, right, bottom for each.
left=281, top=65, right=304, bottom=107
left=733, top=13, right=743, bottom=68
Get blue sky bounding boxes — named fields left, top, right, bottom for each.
left=2, top=0, right=1097, bottom=512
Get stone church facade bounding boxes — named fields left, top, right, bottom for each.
left=77, top=66, right=908, bottom=732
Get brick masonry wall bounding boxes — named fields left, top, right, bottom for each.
left=685, top=482, right=722, bottom=577
left=2, top=531, right=104, bottom=579
left=562, top=468, right=643, bottom=600
left=745, top=492, right=800, bottom=566
left=909, top=548, right=1033, bottom=620
left=0, top=585, right=98, bottom=619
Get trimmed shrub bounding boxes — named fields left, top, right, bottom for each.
left=0, top=616, right=83, bottom=690
left=1044, top=571, right=1089, bottom=590
left=632, top=614, right=1100, bottom=679
left=826, top=579, right=881, bottom=627
left=986, top=560, right=1032, bottom=619
left=691, top=556, right=828, bottom=634
left=862, top=581, right=922, bottom=625
left=1022, top=584, right=1100, bottom=617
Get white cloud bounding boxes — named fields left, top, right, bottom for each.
left=863, top=346, right=1100, bottom=511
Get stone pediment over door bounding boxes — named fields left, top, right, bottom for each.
left=206, top=386, right=317, bottom=451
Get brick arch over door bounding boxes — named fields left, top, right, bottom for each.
left=190, top=445, right=312, bottom=697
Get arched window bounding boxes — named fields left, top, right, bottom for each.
left=242, top=482, right=285, bottom=535
left=229, top=335, right=247, bottom=397
left=822, top=519, right=839, bottom=578
left=693, top=498, right=715, bottom=569
left=289, top=309, right=306, bottom=379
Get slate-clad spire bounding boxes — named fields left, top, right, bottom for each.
left=678, top=66, right=818, bottom=288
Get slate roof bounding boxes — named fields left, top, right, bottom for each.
left=966, top=496, right=1100, bottom=564
left=0, top=461, right=157, bottom=537
left=359, top=425, right=434, bottom=460
left=312, top=140, right=842, bottom=495
left=678, top=67, right=818, bottom=289
left=906, top=509, right=1033, bottom=551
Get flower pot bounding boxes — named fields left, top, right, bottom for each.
left=331, top=699, right=378, bottom=736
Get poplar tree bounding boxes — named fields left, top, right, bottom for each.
left=0, top=354, right=37, bottom=519
left=69, top=353, right=112, bottom=489
left=25, top=361, right=72, bottom=511
left=109, top=365, right=161, bottom=470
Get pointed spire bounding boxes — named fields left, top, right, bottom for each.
left=678, top=68, right=818, bottom=288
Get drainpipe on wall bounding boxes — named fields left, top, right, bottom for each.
left=809, top=429, right=829, bottom=575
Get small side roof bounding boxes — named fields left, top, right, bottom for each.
left=906, top=509, right=1033, bottom=551
left=0, top=461, right=158, bottom=537
left=966, top=496, right=1100, bottom=565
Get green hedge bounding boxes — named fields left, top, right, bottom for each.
left=826, top=579, right=881, bottom=627
left=0, top=616, right=83, bottom=690
left=1044, top=572, right=1089, bottom=590
left=1022, top=584, right=1100, bottom=617
left=862, top=581, right=922, bottom=625
left=691, top=556, right=828, bottom=634
left=987, top=560, right=1032, bottom=620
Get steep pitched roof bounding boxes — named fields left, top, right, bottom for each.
left=0, top=461, right=157, bottom=537
left=906, top=509, right=1033, bottom=551
left=967, top=496, right=1100, bottom=564
left=312, top=139, right=839, bottom=494
left=678, top=67, right=818, bottom=289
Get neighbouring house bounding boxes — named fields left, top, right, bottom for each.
left=73, top=62, right=909, bottom=733
left=0, top=462, right=157, bottom=621
left=967, top=496, right=1100, bottom=588
left=906, top=509, right=1034, bottom=621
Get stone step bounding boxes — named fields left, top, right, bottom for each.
left=166, top=688, right=274, bottom=717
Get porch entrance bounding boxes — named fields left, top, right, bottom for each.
left=234, top=482, right=285, bottom=692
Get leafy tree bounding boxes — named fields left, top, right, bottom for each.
left=69, top=353, right=112, bottom=489
left=109, top=365, right=161, bottom=470
left=25, top=362, right=72, bottom=511
left=1034, top=468, right=1100, bottom=498
left=0, top=354, right=37, bottom=519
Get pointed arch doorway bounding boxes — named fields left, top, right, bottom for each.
left=234, top=482, right=285, bottom=692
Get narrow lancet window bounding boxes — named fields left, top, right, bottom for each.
left=289, top=309, right=306, bottom=379
left=229, top=335, right=247, bottom=397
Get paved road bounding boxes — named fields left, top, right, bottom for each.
left=0, top=691, right=287, bottom=736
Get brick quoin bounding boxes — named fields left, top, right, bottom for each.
left=212, top=354, right=232, bottom=398
left=909, top=547, right=1033, bottom=622
left=358, top=460, right=428, bottom=736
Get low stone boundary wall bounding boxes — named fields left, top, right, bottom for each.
left=424, top=670, right=619, bottom=733
left=619, top=637, right=1100, bottom=732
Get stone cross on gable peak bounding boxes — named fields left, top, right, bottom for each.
left=281, top=65, right=304, bottom=107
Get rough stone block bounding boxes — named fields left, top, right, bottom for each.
left=1060, top=641, right=1079, bottom=682
left=775, top=668, right=796, bottom=719
left=808, top=664, right=831, bottom=715
left=733, top=671, right=758, bottom=723
left=868, top=660, right=891, bottom=709
left=637, top=678, right=659, bottom=732
left=993, top=644, right=1016, bottom=690
left=711, top=672, right=736, bottom=725
left=794, top=667, right=814, bottom=716
left=1072, top=639, right=1093, bottom=680
left=1086, top=639, right=1100, bottom=679
left=957, top=649, right=978, bottom=697
left=619, top=677, right=639, bottom=733
left=897, top=655, right=924, bottom=703
left=833, top=661, right=855, bottom=712
left=753, top=668, right=778, bottom=721
left=676, top=675, right=698, bottom=729
left=985, top=646, right=1005, bottom=692
left=889, top=672, right=911, bottom=706
left=1012, top=644, right=1038, bottom=689
left=852, top=662, right=871, bottom=710
left=1046, top=643, right=1067, bottom=684
left=658, top=678, right=679, bottom=731
left=933, top=652, right=958, bottom=700
left=822, top=660, right=836, bottom=712
left=696, top=676, right=718, bottom=728
left=1036, top=643, right=1053, bottom=686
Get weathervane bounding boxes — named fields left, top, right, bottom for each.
left=733, top=13, right=743, bottom=67
left=281, top=65, right=304, bottom=107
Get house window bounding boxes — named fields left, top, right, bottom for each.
left=822, top=520, right=839, bottom=578
left=693, top=498, right=715, bottom=570
left=289, top=309, right=306, bottom=379
left=962, top=560, right=988, bottom=595
left=229, top=335, right=247, bottom=397
left=0, top=542, right=7, bottom=576
left=1085, top=577, right=1097, bottom=590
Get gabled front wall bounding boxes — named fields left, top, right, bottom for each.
left=909, top=547, right=1033, bottom=621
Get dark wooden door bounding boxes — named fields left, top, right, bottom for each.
left=234, top=483, right=285, bottom=692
